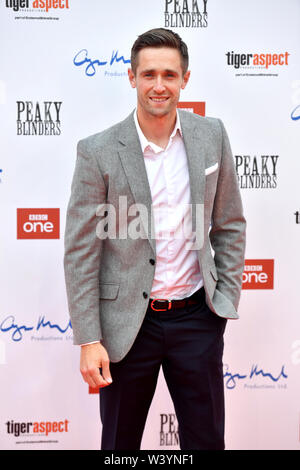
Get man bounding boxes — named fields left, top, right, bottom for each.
left=64, top=28, right=246, bottom=450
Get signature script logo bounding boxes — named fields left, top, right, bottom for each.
left=73, top=49, right=130, bottom=77
left=0, top=315, right=72, bottom=342
left=223, top=364, right=288, bottom=389
left=291, top=104, right=300, bottom=121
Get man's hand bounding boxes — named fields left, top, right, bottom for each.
left=80, top=342, right=112, bottom=388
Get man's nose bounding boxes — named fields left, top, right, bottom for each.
left=153, top=77, right=166, bottom=93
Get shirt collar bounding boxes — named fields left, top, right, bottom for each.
left=134, top=109, right=182, bottom=154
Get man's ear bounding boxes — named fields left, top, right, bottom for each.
left=181, top=70, right=191, bottom=90
left=128, top=68, right=136, bottom=88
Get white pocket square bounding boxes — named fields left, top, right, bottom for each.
left=205, top=162, right=218, bottom=176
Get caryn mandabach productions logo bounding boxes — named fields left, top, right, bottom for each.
left=164, top=0, right=208, bottom=28
left=16, top=101, right=62, bottom=136
left=291, top=80, right=300, bottom=121
left=0, top=313, right=72, bottom=343
left=223, top=363, right=288, bottom=390
left=73, top=48, right=130, bottom=78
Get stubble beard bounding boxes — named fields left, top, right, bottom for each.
left=141, top=95, right=179, bottom=119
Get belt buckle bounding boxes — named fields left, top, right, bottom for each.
left=151, top=298, right=172, bottom=311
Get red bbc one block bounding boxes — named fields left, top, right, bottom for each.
left=242, top=259, right=274, bottom=289
left=177, top=101, right=206, bottom=116
left=17, top=208, right=60, bottom=239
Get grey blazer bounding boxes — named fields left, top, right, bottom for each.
left=64, top=110, right=246, bottom=362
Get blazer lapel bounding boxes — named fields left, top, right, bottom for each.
left=117, top=112, right=156, bottom=255
left=179, top=110, right=206, bottom=236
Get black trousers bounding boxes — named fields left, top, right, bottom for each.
left=99, top=288, right=227, bottom=450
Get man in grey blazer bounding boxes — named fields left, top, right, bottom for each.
left=64, top=28, right=246, bottom=450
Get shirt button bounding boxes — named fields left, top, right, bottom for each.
left=149, top=259, right=155, bottom=265
left=143, top=292, right=148, bottom=299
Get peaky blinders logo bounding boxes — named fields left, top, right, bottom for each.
left=160, top=413, right=179, bottom=446
left=16, top=100, right=62, bottom=136
left=235, top=155, right=279, bottom=189
left=164, top=0, right=208, bottom=28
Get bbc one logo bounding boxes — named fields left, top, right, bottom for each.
left=17, top=209, right=60, bottom=239
left=5, top=0, right=69, bottom=12
left=177, top=101, right=205, bottom=116
left=242, top=259, right=274, bottom=290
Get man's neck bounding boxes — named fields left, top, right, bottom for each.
left=136, top=107, right=177, bottom=149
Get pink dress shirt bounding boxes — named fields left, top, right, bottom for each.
left=134, top=110, right=203, bottom=300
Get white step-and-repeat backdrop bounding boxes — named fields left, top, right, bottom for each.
left=1, top=0, right=300, bottom=450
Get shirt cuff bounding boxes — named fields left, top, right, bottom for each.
left=80, top=341, right=100, bottom=346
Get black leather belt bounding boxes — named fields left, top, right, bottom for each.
left=149, top=287, right=204, bottom=311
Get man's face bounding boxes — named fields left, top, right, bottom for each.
left=128, top=47, right=190, bottom=118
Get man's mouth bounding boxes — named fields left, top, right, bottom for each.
left=149, top=97, right=169, bottom=102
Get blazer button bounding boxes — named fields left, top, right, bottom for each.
left=149, top=259, right=155, bottom=265
left=143, top=292, right=148, bottom=299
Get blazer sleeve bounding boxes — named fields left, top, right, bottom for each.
left=64, top=139, right=107, bottom=345
left=209, top=119, right=246, bottom=311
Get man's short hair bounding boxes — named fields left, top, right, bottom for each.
left=130, top=28, right=189, bottom=75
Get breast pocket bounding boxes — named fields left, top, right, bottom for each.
left=205, top=162, right=218, bottom=176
